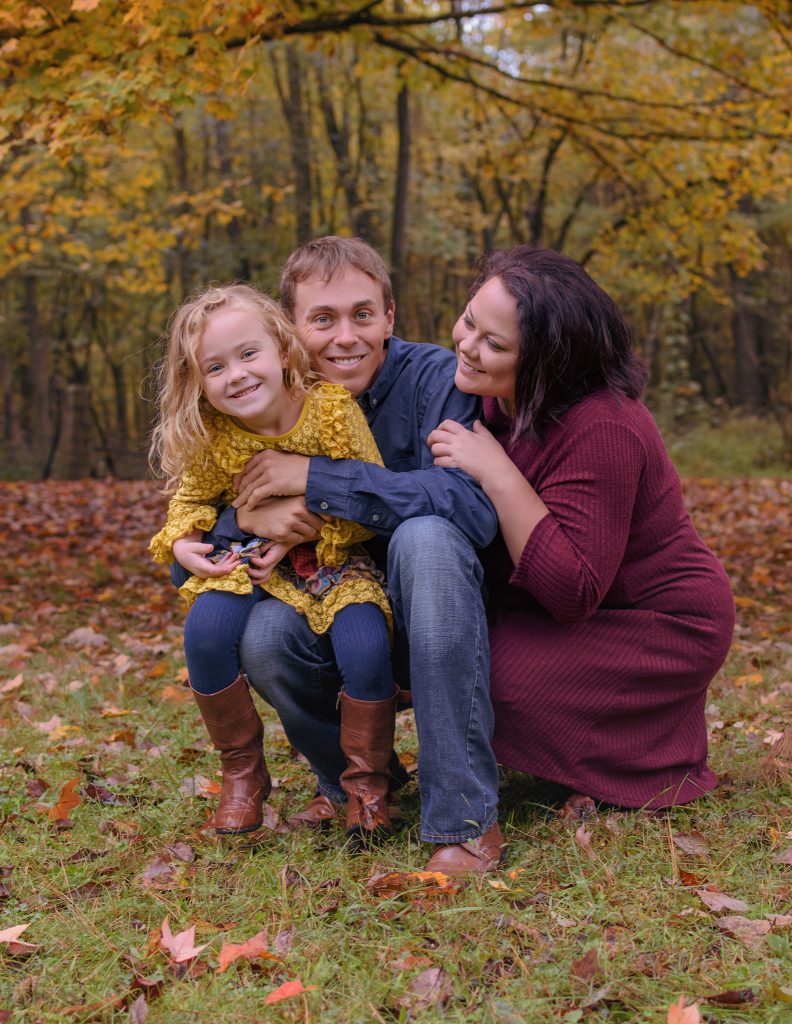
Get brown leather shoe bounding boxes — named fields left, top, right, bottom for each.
left=192, top=673, right=271, bottom=834
left=339, top=689, right=398, bottom=842
left=286, top=794, right=342, bottom=830
left=425, top=822, right=504, bottom=877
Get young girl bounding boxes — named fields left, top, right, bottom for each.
left=149, top=284, right=398, bottom=840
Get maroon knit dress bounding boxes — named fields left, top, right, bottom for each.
left=482, top=391, right=735, bottom=809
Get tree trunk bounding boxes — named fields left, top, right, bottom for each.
left=22, top=266, right=51, bottom=470
left=51, top=382, right=97, bottom=480
left=729, top=265, right=766, bottom=410
left=390, top=79, right=411, bottom=307
left=271, top=44, right=313, bottom=246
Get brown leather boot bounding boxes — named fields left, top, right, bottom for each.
left=339, top=689, right=398, bottom=842
left=286, top=794, right=342, bottom=830
left=192, top=673, right=272, bottom=834
left=425, top=822, right=505, bottom=877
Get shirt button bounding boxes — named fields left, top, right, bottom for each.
left=372, top=514, right=380, bottom=522
left=320, top=501, right=329, bottom=511
left=371, top=398, right=377, bottom=407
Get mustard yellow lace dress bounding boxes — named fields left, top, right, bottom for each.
left=149, top=382, right=391, bottom=634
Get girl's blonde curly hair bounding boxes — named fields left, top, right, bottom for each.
left=149, top=284, right=315, bottom=492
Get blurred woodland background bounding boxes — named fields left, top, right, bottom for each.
left=0, top=0, right=790, bottom=480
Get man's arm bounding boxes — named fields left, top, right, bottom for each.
left=307, top=371, right=498, bottom=549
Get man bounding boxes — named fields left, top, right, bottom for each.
left=236, top=236, right=503, bottom=875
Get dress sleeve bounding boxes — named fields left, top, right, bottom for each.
left=148, top=456, right=228, bottom=564
left=313, top=388, right=383, bottom=566
left=509, top=421, right=646, bottom=624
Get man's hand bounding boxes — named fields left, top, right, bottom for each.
left=235, top=495, right=324, bottom=546
left=172, top=535, right=240, bottom=579
left=233, top=450, right=310, bottom=510
left=246, top=542, right=291, bottom=585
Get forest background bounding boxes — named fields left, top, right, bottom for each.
left=1, top=0, right=791, bottom=481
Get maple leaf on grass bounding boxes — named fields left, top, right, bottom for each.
left=397, top=966, right=452, bottom=1013
left=216, top=930, right=279, bottom=973
left=158, top=916, right=208, bottom=963
left=716, top=915, right=771, bottom=951
left=37, top=778, right=81, bottom=822
left=265, top=979, right=318, bottom=1005
left=667, top=995, right=701, bottom=1024
left=0, top=923, right=37, bottom=955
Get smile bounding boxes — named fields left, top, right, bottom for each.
left=229, top=383, right=261, bottom=399
left=458, top=358, right=484, bottom=374
left=327, top=356, right=365, bottom=366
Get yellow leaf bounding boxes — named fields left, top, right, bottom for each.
left=734, top=673, right=763, bottom=688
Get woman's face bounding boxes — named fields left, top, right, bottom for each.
left=452, top=275, right=520, bottom=412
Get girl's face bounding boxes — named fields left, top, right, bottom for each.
left=196, top=306, right=296, bottom=435
left=452, top=275, right=520, bottom=412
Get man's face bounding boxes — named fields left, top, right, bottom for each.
left=292, top=268, right=394, bottom=397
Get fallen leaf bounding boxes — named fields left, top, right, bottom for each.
left=179, top=774, right=221, bottom=797
left=696, top=888, right=749, bottom=913
left=265, top=979, right=317, bottom=1005
left=706, top=989, right=759, bottom=1007
left=158, top=916, right=208, bottom=963
left=128, top=994, right=148, bottom=1024
left=767, top=913, right=792, bottom=928
left=397, top=966, right=452, bottom=1012
left=140, top=859, right=177, bottom=888
left=574, top=825, right=597, bottom=863
left=64, top=627, right=107, bottom=648
left=0, top=923, right=37, bottom=956
left=163, top=842, right=194, bottom=863
left=100, top=705, right=132, bottom=718
left=0, top=674, right=23, bottom=693
left=667, top=995, right=701, bottom=1024
left=571, top=947, right=601, bottom=982
left=716, top=915, right=771, bottom=951
left=773, top=847, right=792, bottom=866
left=37, top=778, right=81, bottom=821
left=366, top=870, right=461, bottom=900
left=161, top=685, right=192, bottom=704
left=216, top=930, right=278, bottom=973
left=672, top=833, right=709, bottom=857
left=273, top=926, right=295, bottom=956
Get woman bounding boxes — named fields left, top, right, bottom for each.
left=428, top=247, right=734, bottom=810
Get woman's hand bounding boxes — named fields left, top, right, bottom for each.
left=246, top=542, right=291, bottom=585
left=172, top=533, right=240, bottom=579
left=428, top=419, right=512, bottom=488
left=233, top=451, right=310, bottom=511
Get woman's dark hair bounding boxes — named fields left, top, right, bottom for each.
left=471, top=246, right=647, bottom=438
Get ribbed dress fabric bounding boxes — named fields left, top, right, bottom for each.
left=481, top=391, right=735, bottom=809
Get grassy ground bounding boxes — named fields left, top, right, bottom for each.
left=0, top=475, right=790, bottom=1023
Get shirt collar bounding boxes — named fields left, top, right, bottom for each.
left=357, top=335, right=402, bottom=412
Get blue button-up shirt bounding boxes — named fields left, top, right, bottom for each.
left=306, top=336, right=498, bottom=550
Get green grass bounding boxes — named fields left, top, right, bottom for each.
left=0, top=478, right=790, bottom=1023
left=665, top=414, right=789, bottom=478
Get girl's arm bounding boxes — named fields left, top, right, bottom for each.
left=149, top=456, right=228, bottom=565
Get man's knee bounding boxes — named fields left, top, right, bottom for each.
left=388, top=516, right=481, bottom=586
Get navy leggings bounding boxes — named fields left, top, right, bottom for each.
left=184, top=590, right=392, bottom=701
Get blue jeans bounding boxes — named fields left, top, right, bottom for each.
left=240, top=516, right=499, bottom=843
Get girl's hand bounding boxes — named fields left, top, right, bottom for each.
left=427, top=419, right=511, bottom=487
left=172, top=536, right=240, bottom=579
left=247, top=541, right=290, bottom=585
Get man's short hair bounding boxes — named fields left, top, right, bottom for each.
left=280, top=236, right=394, bottom=318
